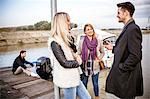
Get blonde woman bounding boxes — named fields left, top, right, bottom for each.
left=48, top=12, right=91, bottom=99
left=77, top=24, right=105, bottom=99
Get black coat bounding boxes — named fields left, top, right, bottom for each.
left=105, top=20, right=143, bottom=98
left=51, top=41, right=79, bottom=68
left=12, top=55, right=33, bottom=73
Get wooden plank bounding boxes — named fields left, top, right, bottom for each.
left=0, top=71, right=12, bottom=78
left=31, top=89, right=54, bottom=99
left=3, top=76, right=38, bottom=86
left=33, top=92, right=54, bottom=99
left=9, top=77, right=38, bottom=86
left=13, top=79, right=45, bottom=89
left=32, top=88, right=64, bottom=99
left=0, top=79, right=29, bottom=99
left=20, top=81, right=54, bottom=98
left=0, top=71, right=38, bottom=86
left=19, top=96, right=30, bottom=99
left=0, top=67, right=11, bottom=72
left=0, top=69, right=12, bottom=77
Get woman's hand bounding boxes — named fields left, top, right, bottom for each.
left=73, top=53, right=82, bottom=65
left=76, top=55, right=82, bottom=65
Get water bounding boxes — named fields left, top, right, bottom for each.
left=140, top=34, right=150, bottom=99
left=0, top=43, right=49, bottom=68
left=0, top=34, right=149, bottom=68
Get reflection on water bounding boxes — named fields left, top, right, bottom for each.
left=0, top=43, right=49, bottom=67
left=138, top=34, right=150, bottom=99
left=142, top=34, right=150, bottom=73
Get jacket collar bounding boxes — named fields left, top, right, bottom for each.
left=115, top=18, right=135, bottom=46
left=123, top=18, right=134, bottom=30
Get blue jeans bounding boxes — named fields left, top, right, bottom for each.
left=82, top=72, right=99, bottom=96
left=64, top=81, right=91, bottom=99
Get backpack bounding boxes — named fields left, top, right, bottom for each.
left=36, top=57, right=53, bottom=80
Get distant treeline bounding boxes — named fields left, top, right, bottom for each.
left=0, top=21, right=78, bottom=32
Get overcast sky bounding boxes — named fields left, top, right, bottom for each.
left=0, top=0, right=150, bottom=28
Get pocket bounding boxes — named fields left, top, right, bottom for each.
left=118, top=63, right=125, bottom=72
left=118, top=63, right=130, bottom=82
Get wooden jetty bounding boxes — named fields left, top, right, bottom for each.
left=0, top=67, right=55, bottom=99
left=0, top=67, right=109, bottom=99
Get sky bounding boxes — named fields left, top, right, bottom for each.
left=0, top=0, right=150, bottom=29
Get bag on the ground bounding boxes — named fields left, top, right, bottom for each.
left=36, top=57, right=53, bottom=80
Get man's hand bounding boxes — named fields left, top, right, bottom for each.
left=26, top=68, right=31, bottom=71
left=104, top=41, right=113, bottom=50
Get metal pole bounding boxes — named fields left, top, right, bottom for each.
left=54, top=84, right=61, bottom=99
left=147, top=16, right=150, bottom=30
left=51, top=1, right=60, bottom=98
left=51, top=0, right=57, bottom=21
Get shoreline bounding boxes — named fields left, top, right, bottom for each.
left=0, top=30, right=49, bottom=47
left=0, top=30, right=149, bottom=47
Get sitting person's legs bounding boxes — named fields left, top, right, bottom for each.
left=14, top=66, right=23, bottom=74
left=23, top=68, right=31, bottom=76
left=14, top=66, right=31, bottom=76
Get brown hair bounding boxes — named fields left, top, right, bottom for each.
left=84, top=24, right=96, bottom=38
left=20, top=50, right=26, bottom=55
left=117, top=2, right=135, bottom=17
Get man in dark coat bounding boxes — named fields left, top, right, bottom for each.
left=12, top=50, right=33, bottom=75
left=105, top=2, right=143, bottom=99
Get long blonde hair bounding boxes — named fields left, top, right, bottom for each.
left=50, top=12, right=72, bottom=46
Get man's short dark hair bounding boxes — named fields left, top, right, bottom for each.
left=20, top=50, right=26, bottom=55
left=117, top=2, right=135, bottom=17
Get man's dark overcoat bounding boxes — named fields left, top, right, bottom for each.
left=105, top=20, right=143, bottom=98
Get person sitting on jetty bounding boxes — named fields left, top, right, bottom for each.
left=12, top=50, right=34, bottom=75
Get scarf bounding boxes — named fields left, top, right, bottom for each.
left=81, top=36, right=98, bottom=62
